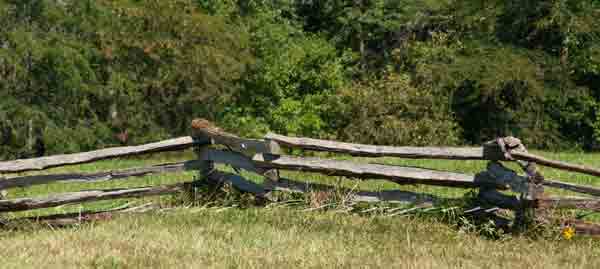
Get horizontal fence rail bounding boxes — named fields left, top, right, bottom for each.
left=207, top=170, right=446, bottom=206
left=478, top=188, right=600, bottom=212
left=0, top=136, right=195, bottom=174
left=191, top=119, right=272, bottom=155
left=542, top=180, right=600, bottom=197
left=199, top=148, right=507, bottom=189
left=1, top=117, right=600, bottom=236
left=269, top=177, right=443, bottom=205
left=266, top=132, right=600, bottom=178
left=0, top=182, right=188, bottom=212
left=0, top=160, right=202, bottom=191
left=192, top=119, right=600, bottom=235
left=252, top=153, right=481, bottom=188
left=509, top=151, right=600, bottom=178
left=537, top=197, right=600, bottom=211
left=264, top=133, right=506, bottom=160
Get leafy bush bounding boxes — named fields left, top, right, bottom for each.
left=1, top=0, right=599, bottom=158
left=333, top=72, right=461, bottom=146
left=0, top=0, right=252, bottom=158
left=220, top=7, right=351, bottom=137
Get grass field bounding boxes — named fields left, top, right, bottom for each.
left=1, top=150, right=600, bottom=268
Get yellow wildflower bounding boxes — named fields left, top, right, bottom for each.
left=562, top=226, right=575, bottom=240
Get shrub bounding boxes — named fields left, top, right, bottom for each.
left=333, top=72, right=461, bottom=146
left=220, top=8, right=350, bottom=138
left=0, top=0, right=252, bottom=158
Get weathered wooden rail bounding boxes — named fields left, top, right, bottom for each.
left=0, top=160, right=202, bottom=190
left=264, top=133, right=505, bottom=160
left=191, top=119, right=600, bottom=235
left=1, top=118, right=600, bottom=236
left=0, top=136, right=194, bottom=173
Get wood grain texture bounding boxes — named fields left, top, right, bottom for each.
left=265, top=132, right=506, bottom=160
left=206, top=171, right=270, bottom=199
left=252, top=153, right=484, bottom=188
left=0, top=160, right=202, bottom=190
left=543, top=180, right=600, bottom=197
left=0, top=137, right=195, bottom=174
left=206, top=170, right=442, bottom=205
left=198, top=149, right=264, bottom=174
left=198, top=149, right=281, bottom=182
left=510, top=150, right=600, bottom=178
left=191, top=119, right=269, bottom=155
left=0, top=183, right=186, bottom=212
left=537, top=197, right=600, bottom=211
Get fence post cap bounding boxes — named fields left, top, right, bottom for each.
left=191, top=118, right=219, bottom=131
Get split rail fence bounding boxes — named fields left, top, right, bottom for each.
left=1, top=118, right=600, bottom=234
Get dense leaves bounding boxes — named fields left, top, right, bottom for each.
left=0, top=0, right=252, bottom=158
left=0, top=0, right=599, bottom=159
left=334, top=72, right=461, bottom=146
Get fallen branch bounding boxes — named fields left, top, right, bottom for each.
left=0, top=137, right=195, bottom=174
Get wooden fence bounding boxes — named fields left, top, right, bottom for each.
left=2, top=119, right=600, bottom=235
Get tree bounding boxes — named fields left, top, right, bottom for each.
left=294, top=0, right=410, bottom=70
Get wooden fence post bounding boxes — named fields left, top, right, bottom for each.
left=196, top=149, right=214, bottom=180
left=262, top=138, right=281, bottom=191
left=516, top=161, right=546, bottom=230
left=191, top=133, right=213, bottom=181
left=496, top=137, right=547, bottom=230
left=0, top=175, right=6, bottom=201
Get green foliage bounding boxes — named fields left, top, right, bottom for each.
left=196, top=0, right=238, bottom=16
left=1, top=0, right=600, bottom=157
left=294, top=0, right=449, bottom=70
left=0, top=0, right=252, bottom=158
left=390, top=10, right=600, bottom=149
left=333, top=72, right=461, bottom=146
left=221, top=8, right=350, bottom=137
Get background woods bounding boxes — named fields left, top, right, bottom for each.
left=1, top=0, right=599, bottom=159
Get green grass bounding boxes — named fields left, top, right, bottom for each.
left=2, top=208, right=600, bottom=268
left=2, top=150, right=600, bottom=268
